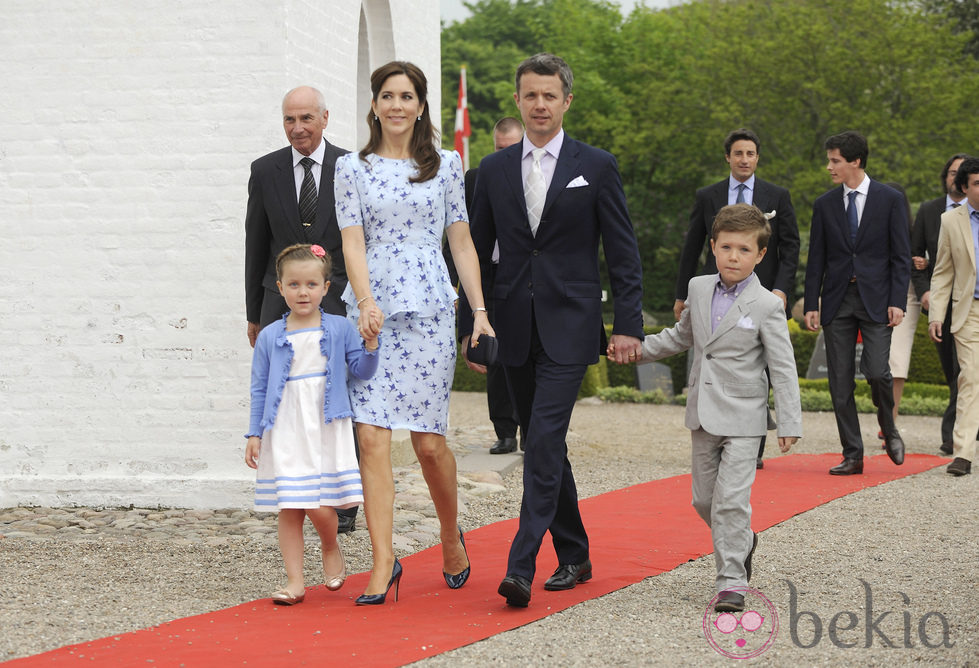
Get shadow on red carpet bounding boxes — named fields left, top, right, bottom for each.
left=7, top=453, right=946, bottom=667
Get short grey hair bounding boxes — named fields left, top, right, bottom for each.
left=515, top=53, right=573, bottom=99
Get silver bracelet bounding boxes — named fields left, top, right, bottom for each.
left=357, top=295, right=371, bottom=307
left=472, top=307, right=487, bottom=317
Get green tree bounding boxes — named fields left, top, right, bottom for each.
left=441, top=0, right=979, bottom=313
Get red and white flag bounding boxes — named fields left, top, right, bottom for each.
left=454, top=67, right=471, bottom=171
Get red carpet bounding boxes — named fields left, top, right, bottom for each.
left=7, top=453, right=945, bottom=667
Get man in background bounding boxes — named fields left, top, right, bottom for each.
left=674, top=128, right=799, bottom=468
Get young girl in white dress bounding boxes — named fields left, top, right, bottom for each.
left=245, top=243, right=380, bottom=605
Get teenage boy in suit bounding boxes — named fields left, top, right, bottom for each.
left=638, top=203, right=801, bottom=613
left=803, top=131, right=911, bottom=475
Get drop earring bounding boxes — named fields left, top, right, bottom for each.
left=417, top=115, right=421, bottom=121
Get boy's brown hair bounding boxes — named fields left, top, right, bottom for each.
left=711, top=203, right=771, bottom=249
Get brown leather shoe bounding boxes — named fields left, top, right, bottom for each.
left=947, top=457, right=972, bottom=476
left=939, top=442, right=954, bottom=456
left=829, top=458, right=863, bottom=475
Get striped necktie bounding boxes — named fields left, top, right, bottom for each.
left=299, top=157, right=317, bottom=228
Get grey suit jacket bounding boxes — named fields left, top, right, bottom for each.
left=641, top=274, right=802, bottom=438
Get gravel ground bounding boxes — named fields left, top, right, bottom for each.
left=1, top=392, right=976, bottom=665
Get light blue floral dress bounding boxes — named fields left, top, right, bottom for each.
left=334, top=149, right=467, bottom=434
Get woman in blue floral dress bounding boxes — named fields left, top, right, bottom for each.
left=335, top=61, right=493, bottom=605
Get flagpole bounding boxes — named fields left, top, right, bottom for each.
left=454, top=66, right=471, bottom=171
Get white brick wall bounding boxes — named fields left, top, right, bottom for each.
left=0, top=0, right=440, bottom=508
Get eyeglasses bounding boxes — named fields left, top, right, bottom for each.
left=714, top=610, right=765, bottom=633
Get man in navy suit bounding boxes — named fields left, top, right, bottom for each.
left=804, top=131, right=911, bottom=475
left=674, top=128, right=799, bottom=469
left=244, top=85, right=358, bottom=531
left=460, top=53, right=644, bottom=607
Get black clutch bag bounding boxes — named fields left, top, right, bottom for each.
left=466, top=334, right=499, bottom=366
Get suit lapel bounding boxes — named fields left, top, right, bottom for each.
left=501, top=144, right=526, bottom=221
left=541, top=137, right=581, bottom=222
left=706, top=277, right=760, bottom=346
left=953, top=206, right=977, bottom=268
left=827, top=186, right=852, bottom=249
left=307, top=143, right=338, bottom=239
left=274, top=149, right=304, bottom=238
left=753, top=180, right=772, bottom=214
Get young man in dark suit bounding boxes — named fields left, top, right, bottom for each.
left=244, top=85, right=358, bottom=531
left=674, top=128, right=799, bottom=469
left=460, top=53, right=644, bottom=607
left=910, top=154, right=974, bottom=455
left=804, top=131, right=912, bottom=475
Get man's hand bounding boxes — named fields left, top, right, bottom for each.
left=778, top=436, right=797, bottom=453
left=804, top=310, right=820, bottom=331
left=248, top=322, right=260, bottom=348
left=606, top=334, right=642, bottom=365
left=887, top=306, right=904, bottom=327
left=912, top=255, right=928, bottom=271
left=673, top=299, right=686, bottom=322
left=929, top=320, right=943, bottom=343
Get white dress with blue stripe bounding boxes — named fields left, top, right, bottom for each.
left=254, top=329, right=363, bottom=511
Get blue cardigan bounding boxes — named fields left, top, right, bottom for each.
left=246, top=310, right=379, bottom=438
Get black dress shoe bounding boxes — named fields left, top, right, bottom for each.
left=756, top=458, right=764, bottom=470
left=745, top=532, right=758, bottom=582
left=498, top=574, right=532, bottom=607
left=337, top=510, right=357, bottom=534
left=489, top=437, right=518, bottom=454
left=715, top=591, right=745, bottom=612
left=883, top=434, right=905, bottom=465
left=544, top=559, right=592, bottom=591
left=939, top=442, right=954, bottom=456
left=829, top=458, right=863, bottom=475
left=947, top=457, right=972, bottom=476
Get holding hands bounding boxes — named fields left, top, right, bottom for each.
left=357, top=296, right=384, bottom=350
left=606, top=334, right=643, bottom=365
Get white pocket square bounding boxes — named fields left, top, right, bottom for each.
left=566, top=175, right=589, bottom=188
left=737, top=315, right=756, bottom=330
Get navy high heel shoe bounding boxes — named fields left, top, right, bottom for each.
left=355, top=559, right=403, bottom=605
left=443, top=528, right=471, bottom=589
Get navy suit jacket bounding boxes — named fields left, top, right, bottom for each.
left=244, top=142, right=348, bottom=322
left=909, top=195, right=946, bottom=302
left=674, top=177, right=799, bottom=301
left=461, top=136, right=644, bottom=366
left=804, top=180, right=911, bottom=325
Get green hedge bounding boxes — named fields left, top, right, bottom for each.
left=452, top=315, right=950, bottom=400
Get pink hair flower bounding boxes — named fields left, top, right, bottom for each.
left=310, top=244, right=326, bottom=258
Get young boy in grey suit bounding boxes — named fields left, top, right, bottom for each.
left=638, top=204, right=802, bottom=612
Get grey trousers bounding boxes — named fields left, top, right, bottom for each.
left=691, top=428, right=759, bottom=592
